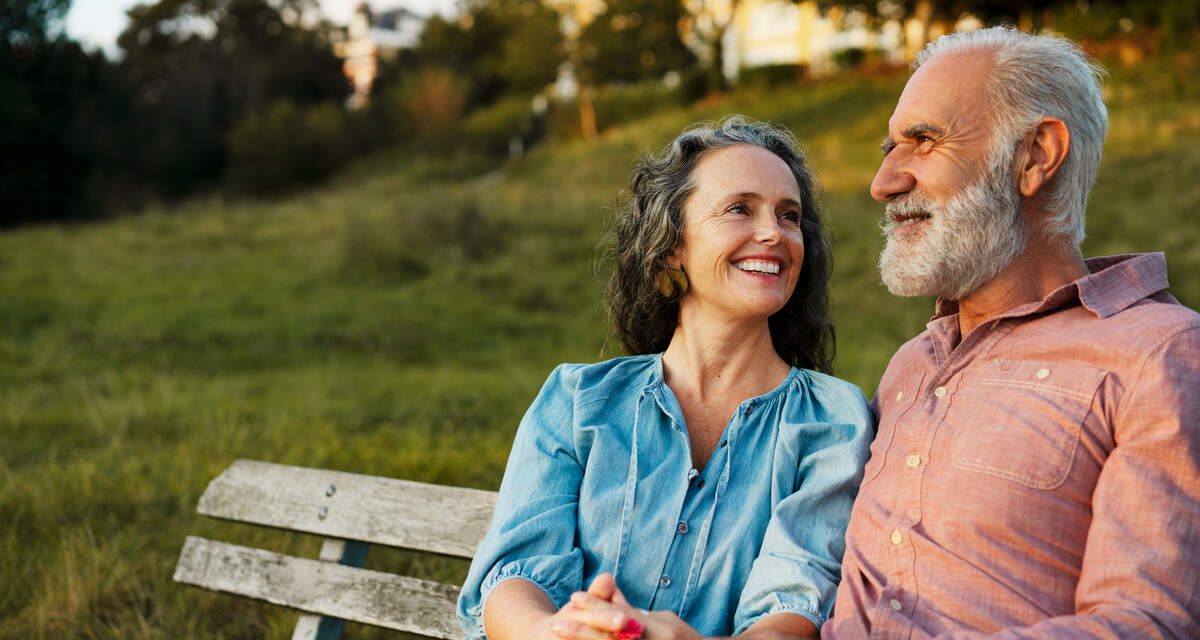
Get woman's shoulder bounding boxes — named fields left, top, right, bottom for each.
left=545, top=354, right=661, bottom=402
left=787, top=368, right=871, bottom=420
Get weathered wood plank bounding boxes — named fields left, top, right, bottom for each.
left=196, top=459, right=496, bottom=558
left=174, top=536, right=463, bottom=639
left=291, top=539, right=371, bottom=640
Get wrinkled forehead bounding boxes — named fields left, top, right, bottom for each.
left=890, top=50, right=996, bottom=133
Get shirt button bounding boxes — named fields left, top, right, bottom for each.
left=1036, top=368, right=1051, bottom=379
left=889, top=598, right=902, bottom=611
left=933, top=386, right=947, bottom=398
left=742, top=405, right=752, bottom=416
left=905, top=454, right=921, bottom=468
left=890, top=529, right=903, bottom=545
left=687, top=468, right=698, bottom=481
left=676, top=521, right=689, bottom=534
left=895, top=391, right=904, bottom=402
left=659, top=575, right=672, bottom=588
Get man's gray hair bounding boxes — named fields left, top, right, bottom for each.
left=915, top=26, right=1108, bottom=247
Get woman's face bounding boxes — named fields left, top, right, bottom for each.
left=670, top=144, right=806, bottom=324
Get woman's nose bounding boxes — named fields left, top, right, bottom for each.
left=755, top=213, right=782, bottom=244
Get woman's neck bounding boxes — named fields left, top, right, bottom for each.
left=661, top=312, right=790, bottom=401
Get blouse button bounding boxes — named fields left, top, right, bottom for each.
left=890, top=529, right=903, bottom=545
left=889, top=599, right=903, bottom=611
left=905, top=454, right=921, bottom=468
left=934, top=386, right=947, bottom=398
left=895, top=391, right=904, bottom=402
left=659, top=575, right=672, bottom=588
left=676, top=521, right=689, bottom=535
left=1036, top=368, right=1051, bottom=379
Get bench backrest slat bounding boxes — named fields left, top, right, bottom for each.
left=196, top=459, right=496, bottom=559
left=175, top=536, right=462, bottom=639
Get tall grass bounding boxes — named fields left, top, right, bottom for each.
left=1, top=56, right=1197, bottom=637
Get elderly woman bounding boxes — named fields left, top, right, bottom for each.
left=457, top=116, right=872, bottom=640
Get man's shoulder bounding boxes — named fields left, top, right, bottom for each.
left=1082, top=292, right=1200, bottom=360
left=1117, top=292, right=1200, bottom=334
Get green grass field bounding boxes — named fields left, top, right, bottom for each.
left=2, top=56, right=1198, bottom=637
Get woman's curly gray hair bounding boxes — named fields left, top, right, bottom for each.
left=606, top=115, right=835, bottom=373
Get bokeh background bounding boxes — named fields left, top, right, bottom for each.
left=2, top=0, right=1198, bottom=636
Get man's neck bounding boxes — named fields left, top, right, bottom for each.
left=956, top=238, right=1088, bottom=337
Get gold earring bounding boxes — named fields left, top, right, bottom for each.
left=655, top=267, right=689, bottom=299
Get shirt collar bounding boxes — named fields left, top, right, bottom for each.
left=930, top=252, right=1170, bottom=322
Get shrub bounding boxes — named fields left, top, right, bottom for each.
left=460, top=95, right=538, bottom=156
left=547, top=76, right=695, bottom=138
left=737, top=64, right=807, bottom=89
left=401, top=67, right=469, bottom=147
left=225, top=100, right=352, bottom=195
left=341, top=196, right=506, bottom=281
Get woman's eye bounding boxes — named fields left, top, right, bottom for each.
left=726, top=203, right=749, bottom=215
left=779, top=210, right=801, bottom=224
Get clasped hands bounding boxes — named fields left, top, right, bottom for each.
left=542, top=573, right=702, bottom=640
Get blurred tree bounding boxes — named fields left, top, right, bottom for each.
left=679, top=0, right=738, bottom=92
left=0, top=0, right=141, bottom=225
left=831, top=0, right=1198, bottom=53
left=116, top=0, right=350, bottom=196
left=1107, top=0, right=1199, bottom=49
left=415, top=0, right=564, bottom=109
left=577, top=0, right=695, bottom=84
left=821, top=0, right=1062, bottom=47
left=1, top=0, right=69, bottom=45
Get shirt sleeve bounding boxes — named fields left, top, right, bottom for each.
left=933, top=326, right=1200, bottom=640
left=456, top=364, right=588, bottom=640
left=733, top=382, right=875, bottom=633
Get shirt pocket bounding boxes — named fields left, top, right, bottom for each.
left=949, top=360, right=1106, bottom=491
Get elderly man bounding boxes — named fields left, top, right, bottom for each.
left=823, top=27, right=1200, bottom=639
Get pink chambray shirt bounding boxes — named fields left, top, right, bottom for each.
left=825, top=253, right=1200, bottom=639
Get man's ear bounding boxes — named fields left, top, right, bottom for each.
left=1018, top=117, right=1070, bottom=198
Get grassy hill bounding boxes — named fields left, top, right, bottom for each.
left=2, top=57, right=1198, bottom=637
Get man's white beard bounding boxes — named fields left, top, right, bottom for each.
left=878, top=158, right=1026, bottom=301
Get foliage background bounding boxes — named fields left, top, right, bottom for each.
left=1, top=0, right=1198, bottom=636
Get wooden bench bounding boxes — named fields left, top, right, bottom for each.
left=173, top=459, right=497, bottom=639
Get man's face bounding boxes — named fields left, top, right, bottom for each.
left=872, top=51, right=1026, bottom=300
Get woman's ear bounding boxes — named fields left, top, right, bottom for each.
left=1018, top=117, right=1070, bottom=198
left=666, top=246, right=683, bottom=270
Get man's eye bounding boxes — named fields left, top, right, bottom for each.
left=915, top=135, right=934, bottom=147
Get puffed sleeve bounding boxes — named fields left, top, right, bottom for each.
left=457, top=364, right=587, bottom=639
left=733, top=381, right=874, bottom=633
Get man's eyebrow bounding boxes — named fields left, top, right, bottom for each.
left=881, top=123, right=945, bottom=155
left=901, top=122, right=944, bottom=140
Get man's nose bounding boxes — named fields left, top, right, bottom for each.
left=870, top=153, right=916, bottom=202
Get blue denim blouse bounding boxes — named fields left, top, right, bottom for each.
left=457, top=354, right=872, bottom=637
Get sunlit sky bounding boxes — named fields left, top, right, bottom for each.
left=66, top=0, right=457, bottom=55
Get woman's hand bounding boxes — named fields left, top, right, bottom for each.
left=484, top=578, right=628, bottom=640
left=555, top=581, right=703, bottom=640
